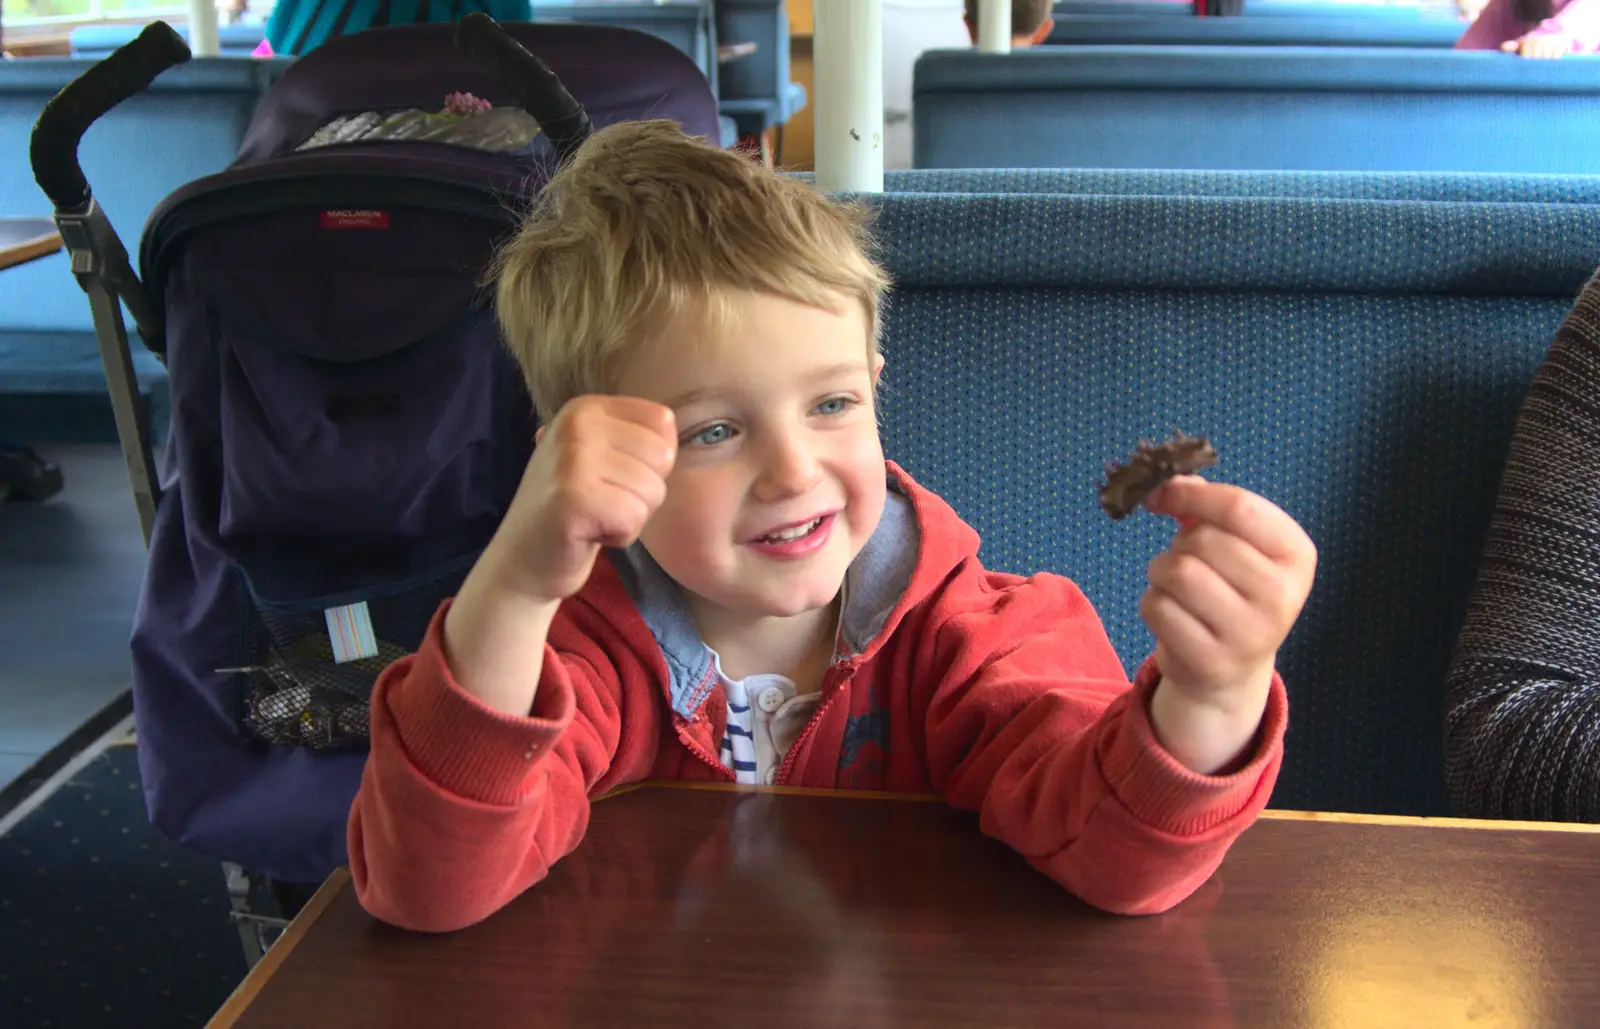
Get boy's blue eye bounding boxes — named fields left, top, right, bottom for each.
left=816, top=396, right=853, bottom=416
left=689, top=423, right=734, bottom=447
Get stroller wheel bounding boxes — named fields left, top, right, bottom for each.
left=0, top=444, right=65, bottom=503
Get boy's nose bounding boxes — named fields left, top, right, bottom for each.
left=754, top=433, right=823, bottom=500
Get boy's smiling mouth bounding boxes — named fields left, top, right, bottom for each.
left=746, top=512, right=838, bottom=557
left=760, top=517, right=824, bottom=542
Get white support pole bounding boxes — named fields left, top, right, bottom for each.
left=813, top=0, right=884, bottom=194
left=977, top=0, right=1012, bottom=53
left=189, top=0, right=220, bottom=57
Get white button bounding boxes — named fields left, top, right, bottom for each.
left=757, top=686, right=786, bottom=713
left=764, top=767, right=778, bottom=785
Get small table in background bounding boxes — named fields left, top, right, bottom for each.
left=0, top=217, right=67, bottom=504
left=0, top=218, right=62, bottom=272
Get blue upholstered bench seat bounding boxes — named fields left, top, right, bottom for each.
left=857, top=168, right=1600, bottom=203
left=1048, top=12, right=1463, bottom=46
left=859, top=190, right=1600, bottom=817
left=914, top=47, right=1600, bottom=173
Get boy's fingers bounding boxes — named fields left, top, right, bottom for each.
left=1141, top=585, right=1220, bottom=662
left=1146, top=477, right=1310, bottom=565
left=596, top=450, right=669, bottom=513
left=1147, top=550, right=1247, bottom=638
left=563, top=395, right=678, bottom=442
left=1170, top=522, right=1279, bottom=604
left=606, top=420, right=679, bottom=475
left=604, top=396, right=679, bottom=439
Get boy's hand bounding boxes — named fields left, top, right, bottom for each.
left=497, top=394, right=678, bottom=602
left=441, top=395, right=676, bottom=716
left=1139, top=476, right=1316, bottom=774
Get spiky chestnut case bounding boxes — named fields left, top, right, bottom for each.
left=1098, top=432, right=1219, bottom=519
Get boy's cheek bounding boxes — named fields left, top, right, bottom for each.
left=844, top=424, right=887, bottom=468
left=636, top=503, right=692, bottom=559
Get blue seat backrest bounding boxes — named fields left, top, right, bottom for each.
left=860, top=190, right=1600, bottom=816
left=532, top=1, right=717, bottom=87
left=1048, top=12, right=1462, bottom=45
left=0, top=58, right=289, bottom=333
left=874, top=167, right=1600, bottom=202
left=914, top=47, right=1600, bottom=173
left=1054, top=0, right=1461, bottom=17
left=69, top=22, right=268, bottom=58
left=715, top=0, right=806, bottom=134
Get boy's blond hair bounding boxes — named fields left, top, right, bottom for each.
left=492, top=119, right=891, bottom=418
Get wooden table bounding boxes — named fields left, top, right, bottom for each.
left=209, top=784, right=1600, bottom=1029
left=0, top=218, right=62, bottom=272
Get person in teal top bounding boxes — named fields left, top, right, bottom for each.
left=259, top=0, right=532, bottom=56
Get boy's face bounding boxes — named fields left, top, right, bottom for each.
left=616, top=289, right=887, bottom=626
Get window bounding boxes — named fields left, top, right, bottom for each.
left=5, top=0, right=190, bottom=30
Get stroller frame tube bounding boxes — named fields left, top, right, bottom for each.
left=56, top=198, right=160, bottom=545
left=30, top=21, right=191, bottom=545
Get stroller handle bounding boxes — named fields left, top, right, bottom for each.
left=31, top=21, right=192, bottom=212
left=455, top=13, right=593, bottom=164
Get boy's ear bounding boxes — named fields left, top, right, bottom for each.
left=871, top=353, right=886, bottom=383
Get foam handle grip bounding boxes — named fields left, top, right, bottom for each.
left=30, top=21, right=192, bottom=211
left=454, top=12, right=593, bottom=163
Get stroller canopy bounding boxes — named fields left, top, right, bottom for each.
left=140, top=21, right=721, bottom=322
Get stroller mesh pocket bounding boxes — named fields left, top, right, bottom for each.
left=236, top=556, right=474, bottom=750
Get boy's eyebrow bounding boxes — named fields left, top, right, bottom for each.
left=663, top=361, right=870, bottom=410
left=807, top=360, right=872, bottom=382
left=663, top=386, right=721, bottom=410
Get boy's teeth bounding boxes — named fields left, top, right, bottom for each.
left=763, top=518, right=821, bottom=543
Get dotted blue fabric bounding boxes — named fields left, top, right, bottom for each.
left=870, top=169, right=1600, bottom=205
left=866, top=192, right=1600, bottom=816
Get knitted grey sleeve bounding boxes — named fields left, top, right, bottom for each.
left=1445, top=272, right=1600, bottom=823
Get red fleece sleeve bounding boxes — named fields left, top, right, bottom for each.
left=918, top=567, right=1287, bottom=915
left=347, top=600, right=657, bottom=933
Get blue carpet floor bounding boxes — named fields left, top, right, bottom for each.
left=0, top=743, right=248, bottom=1027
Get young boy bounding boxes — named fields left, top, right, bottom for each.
left=347, top=120, right=1317, bottom=933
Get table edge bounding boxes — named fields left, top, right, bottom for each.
left=203, top=866, right=353, bottom=1029
left=0, top=231, right=63, bottom=272
left=618, top=782, right=1600, bottom=832
left=1259, top=808, right=1600, bottom=832
left=604, top=780, right=944, bottom=803
left=203, top=784, right=1599, bottom=1021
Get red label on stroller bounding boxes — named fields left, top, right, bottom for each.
left=319, top=209, right=390, bottom=230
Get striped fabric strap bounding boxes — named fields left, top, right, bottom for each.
left=325, top=602, right=380, bottom=664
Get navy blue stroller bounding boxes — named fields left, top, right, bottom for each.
left=30, top=14, right=720, bottom=959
